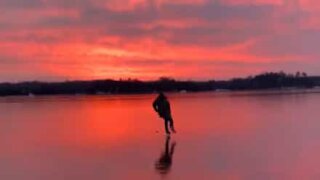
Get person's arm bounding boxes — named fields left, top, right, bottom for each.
left=153, top=98, right=159, bottom=112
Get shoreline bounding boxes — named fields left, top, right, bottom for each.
left=1, top=87, right=320, bottom=98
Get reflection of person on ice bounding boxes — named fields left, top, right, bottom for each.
left=153, top=92, right=176, bottom=135
left=155, top=136, right=176, bottom=175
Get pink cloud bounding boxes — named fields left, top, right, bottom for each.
left=220, top=0, right=284, bottom=6
left=0, top=0, right=319, bottom=81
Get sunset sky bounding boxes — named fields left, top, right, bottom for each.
left=1, top=0, right=319, bottom=82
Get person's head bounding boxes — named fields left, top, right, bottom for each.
left=158, top=91, right=166, bottom=99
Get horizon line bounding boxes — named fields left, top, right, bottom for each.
left=1, top=72, right=319, bottom=84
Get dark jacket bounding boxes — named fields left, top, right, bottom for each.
left=153, top=95, right=172, bottom=119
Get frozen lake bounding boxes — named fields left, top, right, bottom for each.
left=1, top=91, right=320, bottom=179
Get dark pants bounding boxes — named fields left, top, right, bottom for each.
left=164, top=117, right=175, bottom=134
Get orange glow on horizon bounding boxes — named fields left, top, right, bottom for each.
left=0, top=0, right=319, bottom=82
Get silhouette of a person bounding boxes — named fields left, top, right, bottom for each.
left=155, top=136, right=176, bottom=176
left=153, top=92, right=176, bottom=135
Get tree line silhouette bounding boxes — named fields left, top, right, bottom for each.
left=0, top=72, right=319, bottom=96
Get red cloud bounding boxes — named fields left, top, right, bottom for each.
left=0, top=0, right=319, bottom=81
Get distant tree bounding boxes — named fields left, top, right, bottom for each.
left=302, top=72, right=308, bottom=77
left=159, top=77, right=175, bottom=82
left=0, top=71, right=316, bottom=96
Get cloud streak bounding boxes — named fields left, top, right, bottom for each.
left=0, top=0, right=319, bottom=81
